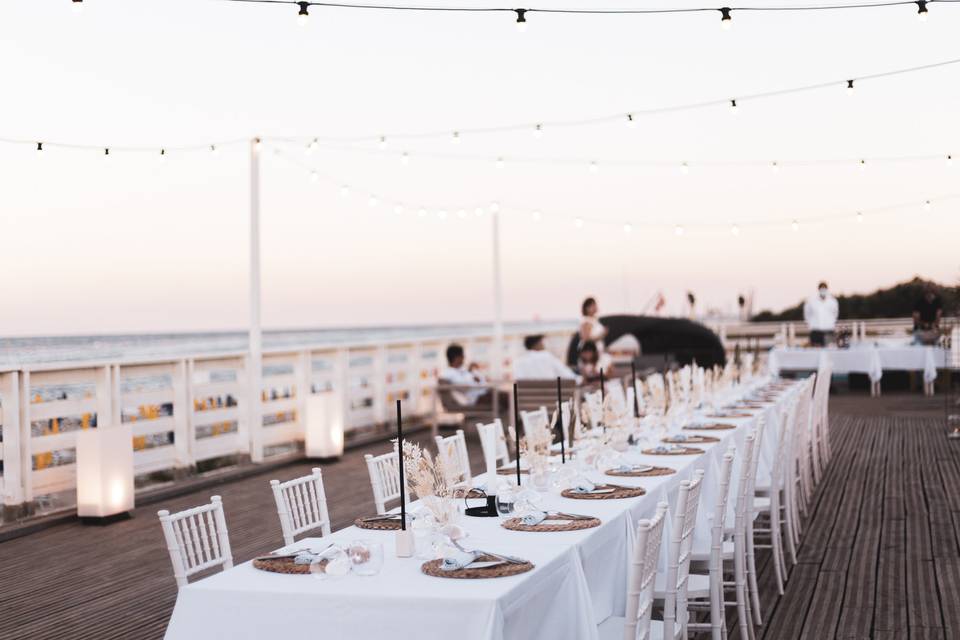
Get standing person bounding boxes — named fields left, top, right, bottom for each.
left=803, top=281, right=839, bottom=347
left=580, top=297, right=608, bottom=352
left=913, top=284, right=944, bottom=344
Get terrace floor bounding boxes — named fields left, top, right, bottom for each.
left=1, top=393, right=957, bottom=639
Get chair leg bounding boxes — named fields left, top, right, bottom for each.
left=746, top=523, right=763, bottom=626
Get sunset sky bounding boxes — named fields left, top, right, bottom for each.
left=1, top=0, right=958, bottom=336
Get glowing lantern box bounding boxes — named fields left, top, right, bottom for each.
left=76, top=424, right=135, bottom=520
left=305, top=392, right=345, bottom=460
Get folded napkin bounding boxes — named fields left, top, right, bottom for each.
left=440, top=549, right=479, bottom=571
left=615, top=464, right=653, bottom=473
left=652, top=445, right=680, bottom=453
left=293, top=551, right=318, bottom=565
left=520, top=511, right=548, bottom=526
left=666, top=434, right=689, bottom=442
left=569, top=479, right=597, bottom=494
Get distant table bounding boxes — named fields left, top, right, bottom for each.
left=768, top=344, right=945, bottom=396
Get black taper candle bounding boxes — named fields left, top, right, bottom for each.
left=631, top=360, right=640, bottom=418
left=396, top=400, right=406, bottom=531
left=555, top=376, right=566, bottom=464
left=513, top=382, right=522, bottom=486
left=599, top=368, right=605, bottom=401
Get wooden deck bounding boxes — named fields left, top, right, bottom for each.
left=1, top=394, right=957, bottom=639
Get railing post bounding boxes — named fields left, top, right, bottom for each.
left=246, top=354, right=264, bottom=463
left=372, top=345, right=387, bottom=425
left=296, top=349, right=312, bottom=439
left=95, top=365, right=113, bottom=428
left=334, top=348, right=350, bottom=436
left=172, top=359, right=193, bottom=470
left=1, top=371, right=26, bottom=518
left=18, top=370, right=33, bottom=503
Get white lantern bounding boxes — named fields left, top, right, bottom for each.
left=76, top=424, right=135, bottom=519
left=305, top=392, right=345, bottom=459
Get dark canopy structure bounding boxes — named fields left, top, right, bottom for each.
left=566, top=314, right=727, bottom=369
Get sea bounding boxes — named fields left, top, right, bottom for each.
left=0, top=321, right=576, bottom=368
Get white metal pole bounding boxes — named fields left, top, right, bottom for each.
left=249, top=138, right=264, bottom=463
left=491, top=210, right=504, bottom=379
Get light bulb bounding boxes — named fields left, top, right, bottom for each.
left=856, top=211, right=863, bottom=223
left=310, top=171, right=318, bottom=183
left=626, top=114, right=636, bottom=129
left=771, top=161, right=779, bottom=173
left=720, top=7, right=732, bottom=30
left=947, top=154, right=953, bottom=167
left=791, top=219, right=799, bottom=232
left=457, top=209, right=468, bottom=219
left=400, top=152, right=410, bottom=166
left=340, top=185, right=350, bottom=198
left=533, top=124, right=543, bottom=139
left=729, top=99, right=738, bottom=116
left=924, top=199, right=932, bottom=211
left=474, top=207, right=485, bottom=217
left=623, top=223, right=633, bottom=234
left=437, top=210, right=448, bottom=220
left=532, top=210, right=542, bottom=221
left=297, top=2, right=309, bottom=26
left=489, top=201, right=501, bottom=213
left=253, top=138, right=262, bottom=152
left=495, top=157, right=505, bottom=170
left=394, top=204, right=404, bottom=215
left=72, top=0, right=83, bottom=14
left=451, top=131, right=460, bottom=145
left=104, top=148, right=110, bottom=157
left=378, top=136, right=387, bottom=150
left=731, top=224, right=740, bottom=236
left=680, top=162, right=690, bottom=175
left=917, top=1, right=928, bottom=21
left=859, top=159, right=866, bottom=171
left=368, top=195, right=379, bottom=208
left=674, top=225, right=684, bottom=237
left=210, top=144, right=218, bottom=156
left=846, top=79, right=855, bottom=96
left=159, top=149, right=166, bottom=162
left=589, top=161, right=599, bottom=174
left=418, top=207, right=428, bottom=218
left=307, top=139, right=318, bottom=155
left=574, top=217, right=584, bottom=228
left=36, top=142, right=43, bottom=153
left=515, top=9, right=527, bottom=32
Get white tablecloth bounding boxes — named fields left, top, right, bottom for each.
left=768, top=344, right=942, bottom=384
left=164, top=378, right=797, bottom=640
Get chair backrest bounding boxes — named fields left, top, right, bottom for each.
left=157, top=495, right=233, bottom=588
left=582, top=389, right=603, bottom=427
left=520, top=406, right=550, bottom=433
left=733, top=430, right=759, bottom=534
left=623, top=502, right=670, bottom=640
left=270, top=467, right=332, bottom=547
left=663, top=469, right=706, bottom=639
left=710, top=447, right=737, bottom=564
left=365, top=450, right=404, bottom=515
left=434, top=429, right=472, bottom=486
left=476, top=418, right=511, bottom=470
left=792, top=376, right=817, bottom=497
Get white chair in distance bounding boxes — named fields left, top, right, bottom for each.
left=270, top=467, right=332, bottom=547
left=687, top=447, right=736, bottom=640
left=476, top=419, right=512, bottom=471
left=596, top=501, right=670, bottom=640
left=364, top=449, right=404, bottom=515
left=520, top=406, right=550, bottom=433
left=434, top=429, right=472, bottom=487
left=157, top=495, right=233, bottom=588
left=809, top=358, right=833, bottom=484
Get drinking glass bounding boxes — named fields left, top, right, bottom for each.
left=495, top=487, right=517, bottom=521
left=348, top=539, right=384, bottom=576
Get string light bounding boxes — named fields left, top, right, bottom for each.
left=159, top=148, right=166, bottom=162
left=495, top=157, right=505, bottom=170
left=626, top=114, right=636, bottom=129
left=532, top=210, right=542, bottom=221
left=917, top=0, right=928, bottom=21
left=437, top=209, right=448, bottom=220
left=254, top=138, right=262, bottom=152
left=771, top=161, right=779, bottom=173
left=924, top=199, right=932, bottom=211
left=401, top=151, right=410, bottom=165
left=210, top=144, right=218, bottom=155
left=846, top=79, right=855, bottom=96
left=457, top=209, right=468, bottom=219
left=104, top=148, right=110, bottom=156
left=856, top=211, right=863, bottom=223
left=451, top=131, right=461, bottom=145
left=947, top=154, right=953, bottom=167
left=589, top=160, right=599, bottom=174
left=515, top=8, right=527, bottom=32
left=674, top=224, right=684, bottom=237
left=474, top=207, right=485, bottom=217
left=533, top=123, right=543, bottom=139
left=72, top=0, right=83, bottom=14
left=340, top=185, right=350, bottom=198
left=378, top=136, right=387, bottom=150
left=574, top=217, right=584, bottom=228
left=623, top=223, right=633, bottom=234
left=729, top=99, right=738, bottom=116
left=368, top=195, right=379, bottom=207
left=791, top=219, right=800, bottom=232
left=720, top=7, right=732, bottom=30
left=418, top=207, right=428, bottom=218
left=859, top=159, right=867, bottom=171
left=307, top=138, right=318, bottom=155
left=310, top=170, right=319, bottom=182
left=296, top=2, right=309, bottom=25
left=731, top=224, right=740, bottom=236
left=489, top=201, right=501, bottom=213
left=394, top=204, right=404, bottom=215
left=680, top=162, right=690, bottom=175
left=36, top=142, right=43, bottom=153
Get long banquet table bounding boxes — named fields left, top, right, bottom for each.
left=164, top=377, right=799, bottom=640
left=767, top=343, right=945, bottom=396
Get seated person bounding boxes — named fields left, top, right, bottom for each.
left=576, top=340, right=614, bottom=381
left=913, top=284, right=944, bottom=345
left=440, top=344, right=490, bottom=406
left=513, top=335, right=580, bottom=382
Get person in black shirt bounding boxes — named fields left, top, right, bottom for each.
left=913, top=284, right=943, bottom=344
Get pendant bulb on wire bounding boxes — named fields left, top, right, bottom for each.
left=719, top=7, right=732, bottom=30
left=846, top=79, right=855, bottom=96
left=515, top=8, right=527, bottom=32
left=297, top=2, right=309, bottom=26
left=917, top=1, right=928, bottom=21
left=72, top=0, right=83, bottom=14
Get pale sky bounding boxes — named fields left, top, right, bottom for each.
left=1, top=0, right=958, bottom=336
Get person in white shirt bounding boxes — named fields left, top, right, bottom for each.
left=579, top=297, right=608, bottom=353
left=803, top=281, right=839, bottom=347
left=440, top=344, right=490, bottom=406
left=513, top=335, right=581, bottom=382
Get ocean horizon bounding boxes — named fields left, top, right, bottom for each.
left=0, top=320, right=577, bottom=367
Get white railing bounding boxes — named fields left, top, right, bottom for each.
left=709, top=316, right=931, bottom=353
left=0, top=328, right=572, bottom=519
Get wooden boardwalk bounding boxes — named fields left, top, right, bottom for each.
left=1, top=395, right=957, bottom=639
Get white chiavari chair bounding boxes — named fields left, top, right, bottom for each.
left=744, top=418, right=766, bottom=628
left=732, top=431, right=759, bottom=640
left=793, top=377, right=816, bottom=515
left=364, top=450, right=404, bottom=515
left=520, top=406, right=550, bottom=433
left=810, top=358, right=833, bottom=484
left=752, top=406, right=791, bottom=595
left=658, top=469, right=707, bottom=639
left=435, top=429, right=472, bottom=487
left=270, top=467, right=332, bottom=547
left=688, top=447, right=736, bottom=640
left=157, top=495, right=233, bottom=588
left=596, top=501, right=669, bottom=640
left=476, top=418, right=511, bottom=470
